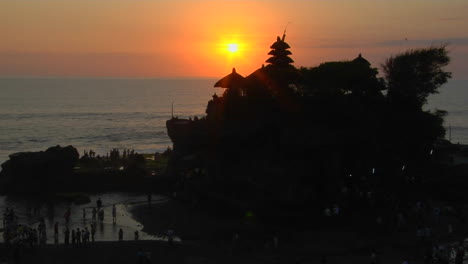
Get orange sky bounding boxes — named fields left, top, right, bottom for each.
left=1, top=0, right=467, bottom=78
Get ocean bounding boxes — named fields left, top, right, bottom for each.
left=0, top=78, right=467, bottom=165
left=0, top=78, right=218, bottom=165
left=426, top=79, right=468, bottom=144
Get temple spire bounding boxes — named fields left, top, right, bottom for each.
left=266, top=34, right=294, bottom=66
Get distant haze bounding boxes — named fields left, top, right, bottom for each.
left=0, top=1, right=467, bottom=79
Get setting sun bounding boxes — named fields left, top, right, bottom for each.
left=227, top=43, right=239, bottom=53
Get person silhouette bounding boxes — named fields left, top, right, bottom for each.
left=118, top=228, right=123, bottom=241
left=112, top=204, right=117, bottom=224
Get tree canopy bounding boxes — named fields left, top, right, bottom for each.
left=383, top=46, right=451, bottom=110
left=299, top=58, right=385, bottom=97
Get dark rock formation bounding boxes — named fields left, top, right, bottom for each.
left=0, top=145, right=79, bottom=193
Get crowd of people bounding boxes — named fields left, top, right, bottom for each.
left=2, top=208, right=18, bottom=245
left=317, top=169, right=468, bottom=264
left=1, top=198, right=138, bottom=247
left=82, top=148, right=138, bottom=161
left=61, top=225, right=94, bottom=245
left=1, top=201, right=163, bottom=264
left=2, top=208, right=48, bottom=247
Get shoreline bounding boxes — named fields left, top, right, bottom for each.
left=129, top=198, right=468, bottom=263
left=0, top=196, right=464, bottom=263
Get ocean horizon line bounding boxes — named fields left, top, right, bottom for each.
left=1, top=75, right=467, bottom=82
left=0, top=75, right=219, bottom=81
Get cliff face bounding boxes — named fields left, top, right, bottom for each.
left=166, top=118, right=212, bottom=153
left=166, top=118, right=195, bottom=149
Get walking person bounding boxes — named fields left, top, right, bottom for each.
left=38, top=219, right=45, bottom=239
left=92, top=207, right=97, bottom=220
left=76, top=228, right=81, bottom=245
left=33, top=229, right=38, bottom=245
left=86, top=227, right=91, bottom=243
left=80, top=229, right=85, bottom=245
left=99, top=209, right=104, bottom=222
left=64, top=227, right=70, bottom=245
left=112, top=204, right=117, bottom=224
left=28, top=229, right=34, bottom=248
left=71, top=229, right=76, bottom=245
left=91, top=222, right=96, bottom=243
left=40, top=225, right=47, bottom=245
left=64, top=207, right=71, bottom=225
left=96, top=198, right=102, bottom=210
left=118, top=228, right=123, bottom=241
left=54, top=222, right=59, bottom=244
left=82, top=228, right=88, bottom=244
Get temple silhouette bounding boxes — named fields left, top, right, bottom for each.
left=165, top=34, right=450, bottom=211
left=166, top=34, right=385, bottom=207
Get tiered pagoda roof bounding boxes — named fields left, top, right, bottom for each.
left=266, top=35, right=294, bottom=66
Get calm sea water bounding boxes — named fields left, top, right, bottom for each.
left=0, top=78, right=218, bottom=165
left=426, top=79, right=468, bottom=144
left=0, top=78, right=467, bottom=165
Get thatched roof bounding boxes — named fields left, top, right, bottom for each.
left=352, top=53, right=371, bottom=66
left=214, top=68, right=245, bottom=88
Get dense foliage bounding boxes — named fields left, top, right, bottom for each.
left=384, top=46, right=451, bottom=110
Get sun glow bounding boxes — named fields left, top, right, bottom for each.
left=227, top=43, right=239, bottom=53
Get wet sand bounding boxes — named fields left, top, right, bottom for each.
left=0, top=193, right=172, bottom=243
left=1, top=198, right=465, bottom=263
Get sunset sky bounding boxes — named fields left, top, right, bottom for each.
left=1, top=0, right=467, bottom=79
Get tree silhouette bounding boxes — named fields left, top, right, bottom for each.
left=383, top=46, right=451, bottom=110
left=381, top=46, right=451, bottom=163
left=299, top=55, right=385, bottom=98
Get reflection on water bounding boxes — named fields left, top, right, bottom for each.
left=0, top=193, right=174, bottom=243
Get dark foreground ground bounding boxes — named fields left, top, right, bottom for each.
left=129, top=200, right=464, bottom=264
left=0, top=238, right=436, bottom=264
left=0, top=199, right=464, bottom=264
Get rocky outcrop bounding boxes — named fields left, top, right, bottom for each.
left=0, top=145, right=79, bottom=193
